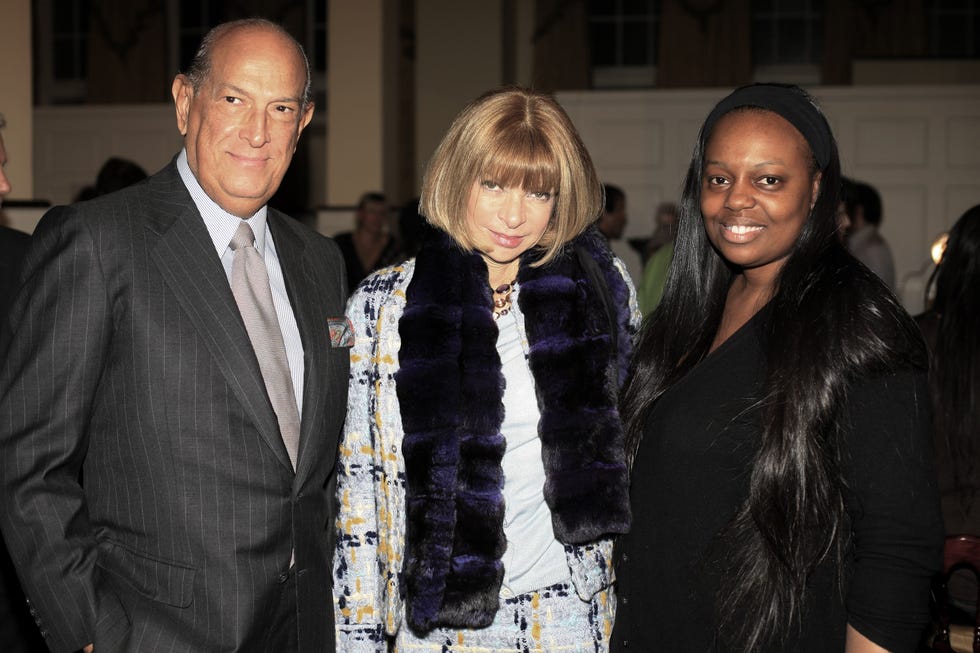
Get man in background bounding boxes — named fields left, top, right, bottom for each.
left=74, top=157, right=148, bottom=202
left=598, top=183, right=644, bottom=285
left=0, top=19, right=348, bottom=653
left=844, top=177, right=896, bottom=288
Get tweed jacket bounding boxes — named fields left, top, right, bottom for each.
left=333, top=254, right=640, bottom=651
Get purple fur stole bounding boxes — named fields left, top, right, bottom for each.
left=395, top=226, right=632, bottom=633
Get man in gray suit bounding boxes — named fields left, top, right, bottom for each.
left=0, top=19, right=348, bottom=653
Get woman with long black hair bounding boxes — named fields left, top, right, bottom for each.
left=916, top=203, right=980, bottom=613
left=612, top=83, right=943, bottom=652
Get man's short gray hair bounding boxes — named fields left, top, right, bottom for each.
left=183, top=19, right=312, bottom=109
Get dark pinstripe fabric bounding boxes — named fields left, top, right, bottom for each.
left=0, top=162, right=347, bottom=653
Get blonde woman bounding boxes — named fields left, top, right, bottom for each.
left=334, top=86, right=639, bottom=652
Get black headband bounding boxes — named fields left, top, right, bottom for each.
left=702, top=83, right=833, bottom=170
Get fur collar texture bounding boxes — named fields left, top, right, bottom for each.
left=395, top=226, right=632, bottom=633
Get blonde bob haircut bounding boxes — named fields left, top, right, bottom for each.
left=420, top=86, right=603, bottom=265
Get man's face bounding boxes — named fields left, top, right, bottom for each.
left=603, top=197, right=627, bottom=239
left=0, top=133, right=11, bottom=207
left=172, top=26, right=314, bottom=218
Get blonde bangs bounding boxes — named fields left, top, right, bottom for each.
left=479, top=132, right=561, bottom=195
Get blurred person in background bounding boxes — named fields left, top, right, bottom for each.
left=597, top=183, right=644, bottom=285
left=74, top=157, right=148, bottom=202
left=637, top=201, right=678, bottom=316
left=334, top=191, right=402, bottom=293
left=844, top=177, right=895, bottom=288
left=915, top=203, right=980, bottom=616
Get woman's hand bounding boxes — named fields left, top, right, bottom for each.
left=845, top=625, right=890, bottom=653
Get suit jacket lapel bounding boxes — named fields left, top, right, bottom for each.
left=268, top=212, right=331, bottom=484
left=146, top=164, right=294, bottom=473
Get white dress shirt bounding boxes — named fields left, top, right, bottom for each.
left=176, top=149, right=305, bottom=414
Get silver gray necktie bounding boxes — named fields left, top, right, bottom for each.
left=230, top=222, right=300, bottom=470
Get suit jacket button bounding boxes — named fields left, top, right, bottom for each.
left=278, top=572, right=289, bottom=583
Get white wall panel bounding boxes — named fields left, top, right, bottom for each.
left=945, top=185, right=980, bottom=232
left=946, top=117, right=980, bottom=168
left=34, top=105, right=179, bottom=206
left=589, top=119, right=664, bottom=167
left=854, top=118, right=929, bottom=168
left=881, top=183, right=929, bottom=295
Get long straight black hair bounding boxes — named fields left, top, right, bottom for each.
left=926, top=204, right=980, bottom=509
left=620, top=87, right=926, bottom=651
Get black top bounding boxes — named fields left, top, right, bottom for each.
left=613, top=309, right=942, bottom=652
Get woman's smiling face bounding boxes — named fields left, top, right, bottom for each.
left=700, top=108, right=821, bottom=287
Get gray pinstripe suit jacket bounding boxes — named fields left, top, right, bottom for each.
left=0, top=161, right=348, bottom=653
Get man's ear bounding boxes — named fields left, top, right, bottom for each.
left=172, top=75, right=194, bottom=137
left=297, top=102, right=315, bottom=136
